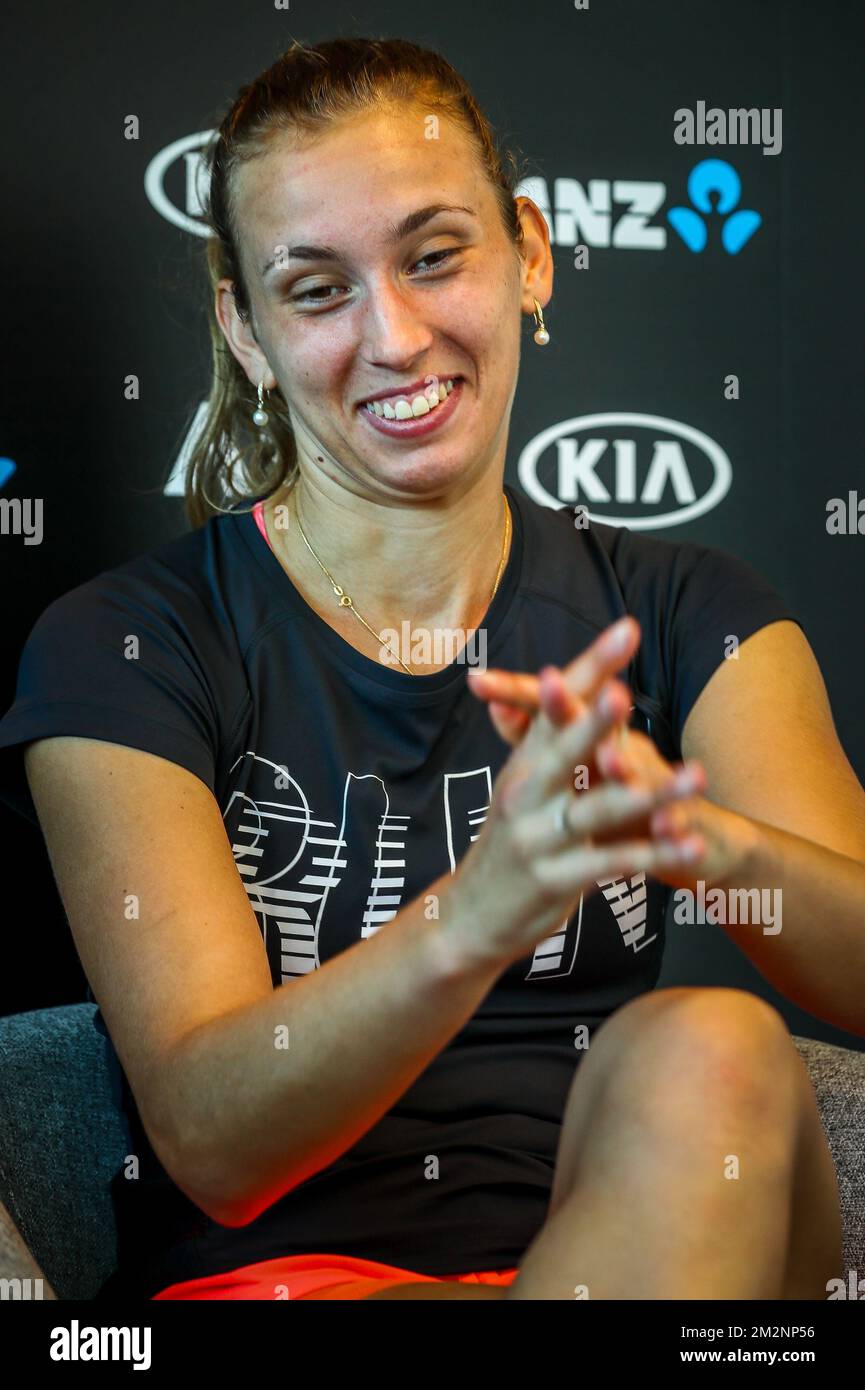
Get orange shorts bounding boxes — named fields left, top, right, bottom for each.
left=152, top=1253, right=519, bottom=1300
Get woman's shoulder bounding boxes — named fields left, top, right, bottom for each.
left=512, top=487, right=801, bottom=754
left=31, top=508, right=250, bottom=645
left=514, top=487, right=785, bottom=622
left=0, top=512, right=253, bottom=826
left=10, top=507, right=259, bottom=738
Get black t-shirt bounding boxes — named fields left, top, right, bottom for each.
left=0, top=483, right=800, bottom=1297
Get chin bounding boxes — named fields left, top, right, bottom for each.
left=361, top=455, right=481, bottom=500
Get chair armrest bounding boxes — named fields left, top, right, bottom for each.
left=793, top=1035, right=865, bottom=1277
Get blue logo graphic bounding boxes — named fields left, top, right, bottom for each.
left=0, top=458, right=17, bottom=489
left=667, top=160, right=762, bottom=254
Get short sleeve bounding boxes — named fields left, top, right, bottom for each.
left=608, top=528, right=803, bottom=756
left=0, top=575, right=222, bottom=828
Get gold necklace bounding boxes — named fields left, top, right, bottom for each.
left=289, top=491, right=511, bottom=675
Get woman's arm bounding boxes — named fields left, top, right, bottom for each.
left=23, top=737, right=505, bottom=1229
left=677, top=618, right=865, bottom=1037
left=671, top=808, right=865, bottom=1037
left=470, top=619, right=865, bottom=1037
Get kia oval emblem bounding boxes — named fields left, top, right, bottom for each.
left=517, top=412, right=732, bottom=529
left=144, top=131, right=215, bottom=237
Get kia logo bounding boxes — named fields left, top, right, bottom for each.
left=517, top=412, right=732, bottom=529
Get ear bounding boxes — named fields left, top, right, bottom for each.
left=214, top=276, right=277, bottom=393
left=514, top=196, right=554, bottom=315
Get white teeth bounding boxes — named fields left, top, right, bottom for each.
left=364, top=378, right=457, bottom=417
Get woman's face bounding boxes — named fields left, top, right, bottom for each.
left=218, top=104, right=552, bottom=501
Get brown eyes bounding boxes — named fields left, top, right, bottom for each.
left=289, top=247, right=460, bottom=308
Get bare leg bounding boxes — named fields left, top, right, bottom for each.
left=342, top=988, right=841, bottom=1302
left=504, top=986, right=841, bottom=1300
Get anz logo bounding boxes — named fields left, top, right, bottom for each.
left=144, top=132, right=761, bottom=257
left=666, top=159, right=761, bottom=254
left=520, top=158, right=761, bottom=256
left=518, top=414, right=732, bottom=529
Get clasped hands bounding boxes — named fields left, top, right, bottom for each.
left=466, top=616, right=754, bottom=892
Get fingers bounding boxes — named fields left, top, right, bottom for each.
left=533, top=834, right=706, bottom=895
left=466, top=667, right=541, bottom=713
left=538, top=667, right=586, bottom=727
left=559, top=615, right=641, bottom=705
left=514, top=759, right=704, bottom=856
left=530, top=667, right=629, bottom=780
left=525, top=677, right=633, bottom=803
left=600, top=723, right=670, bottom=781
left=598, top=729, right=708, bottom=799
left=476, top=668, right=588, bottom=749
left=650, top=796, right=704, bottom=841
left=466, top=616, right=640, bottom=717
left=489, top=654, right=709, bottom=838
left=563, top=764, right=704, bottom=843
left=488, top=700, right=532, bottom=747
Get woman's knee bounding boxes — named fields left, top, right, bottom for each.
left=578, top=986, right=796, bottom=1117
left=550, top=987, right=799, bottom=1222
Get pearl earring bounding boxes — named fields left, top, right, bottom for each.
left=532, top=298, right=550, bottom=346
left=252, top=379, right=270, bottom=428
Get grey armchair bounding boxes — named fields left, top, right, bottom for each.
left=0, top=1003, right=863, bottom=1300
left=0, top=1003, right=130, bottom=1299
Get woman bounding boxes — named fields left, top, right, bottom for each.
left=1, top=37, right=862, bottom=1302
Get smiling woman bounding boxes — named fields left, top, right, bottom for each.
left=0, top=34, right=854, bottom=1307
left=191, top=36, right=555, bottom=672
left=187, top=39, right=537, bottom=543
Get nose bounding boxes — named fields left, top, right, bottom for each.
left=359, top=275, right=434, bottom=368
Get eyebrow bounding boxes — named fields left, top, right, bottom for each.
left=259, top=203, right=477, bottom=278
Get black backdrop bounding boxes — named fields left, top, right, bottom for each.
left=2, top=0, right=863, bottom=1050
